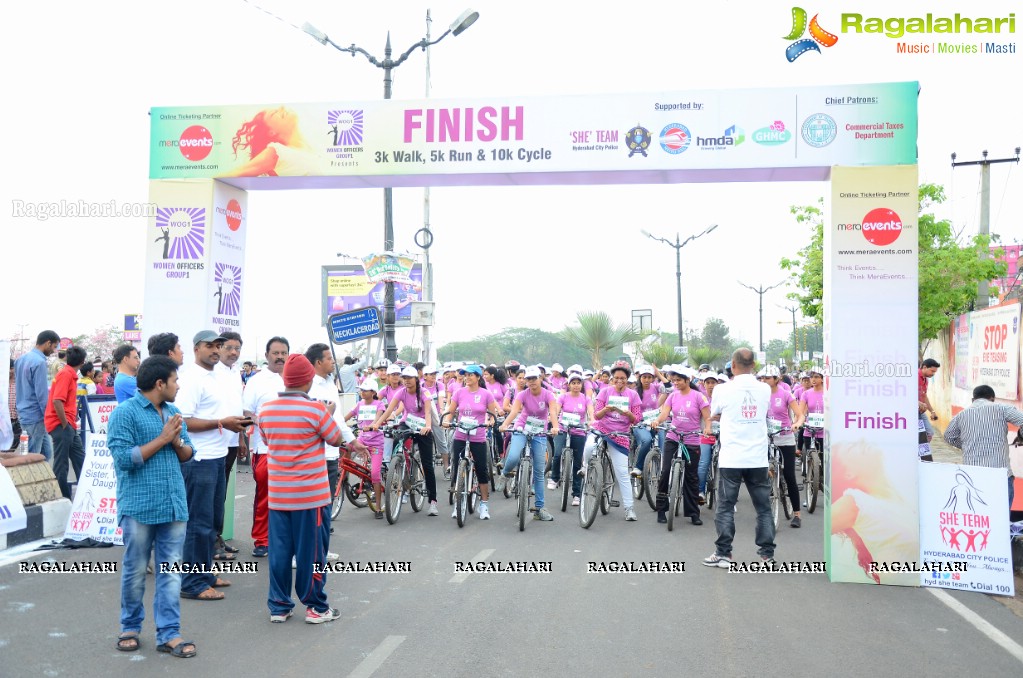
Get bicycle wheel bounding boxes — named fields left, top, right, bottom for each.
left=706, top=448, right=718, bottom=510
left=455, top=459, right=468, bottom=528
left=806, top=450, right=819, bottom=514
left=599, top=452, right=612, bottom=516
left=384, top=460, right=404, bottom=524
left=410, top=459, right=425, bottom=513
left=468, top=473, right=479, bottom=515
left=560, top=445, right=573, bottom=512
left=667, top=462, right=681, bottom=532
left=518, top=455, right=531, bottom=532
left=770, top=457, right=781, bottom=529
left=579, top=458, right=600, bottom=529
left=503, top=462, right=513, bottom=499
left=644, top=449, right=660, bottom=512
left=487, top=437, right=497, bottom=492
left=331, top=473, right=345, bottom=520
left=780, top=466, right=793, bottom=521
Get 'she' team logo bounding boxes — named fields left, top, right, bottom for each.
left=626, top=124, right=652, bottom=157
left=327, top=110, right=364, bottom=146
left=784, top=7, right=838, bottom=62
left=154, top=207, right=206, bottom=260
left=659, top=124, right=692, bottom=154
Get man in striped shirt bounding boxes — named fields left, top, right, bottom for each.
left=258, top=354, right=345, bottom=624
left=944, top=384, right=1022, bottom=514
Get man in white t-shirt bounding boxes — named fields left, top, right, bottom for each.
left=213, top=331, right=245, bottom=557
left=176, top=330, right=250, bottom=600
left=242, top=336, right=289, bottom=558
left=703, top=348, right=776, bottom=570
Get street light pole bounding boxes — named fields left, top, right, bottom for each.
left=303, top=9, right=480, bottom=362
left=738, top=280, right=785, bottom=351
left=780, top=305, right=799, bottom=363
left=641, top=225, right=718, bottom=347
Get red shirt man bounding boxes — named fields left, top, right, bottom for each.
left=45, top=345, right=88, bottom=499
left=45, top=363, right=80, bottom=432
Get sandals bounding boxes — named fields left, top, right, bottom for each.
left=116, top=633, right=140, bottom=652
left=157, top=638, right=197, bottom=658
left=180, top=587, right=225, bottom=600
left=213, top=550, right=236, bottom=561
left=211, top=578, right=231, bottom=588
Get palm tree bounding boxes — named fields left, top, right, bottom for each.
left=686, top=346, right=726, bottom=371
left=562, top=311, right=640, bottom=371
left=639, top=342, right=685, bottom=369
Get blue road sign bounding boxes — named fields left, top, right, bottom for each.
left=328, top=307, right=382, bottom=345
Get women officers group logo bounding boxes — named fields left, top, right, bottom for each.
left=659, top=123, right=692, bottom=154
left=327, top=110, right=364, bottom=147
left=213, top=263, right=242, bottom=316
left=154, top=207, right=206, bottom=260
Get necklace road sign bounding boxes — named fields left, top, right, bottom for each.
left=328, top=307, right=382, bottom=345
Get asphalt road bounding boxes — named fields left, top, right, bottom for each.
left=1, top=460, right=1021, bottom=677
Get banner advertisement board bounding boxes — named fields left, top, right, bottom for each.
left=361, top=252, right=416, bottom=284
left=0, top=466, right=27, bottom=535
left=967, top=303, right=1020, bottom=400
left=825, top=165, right=920, bottom=586
left=63, top=431, right=123, bottom=545
left=322, top=264, right=423, bottom=327
left=954, top=314, right=969, bottom=391
left=919, top=463, right=1014, bottom=597
left=123, top=314, right=142, bottom=342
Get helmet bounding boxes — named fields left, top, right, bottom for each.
left=375, top=358, right=389, bottom=369
left=609, top=360, right=632, bottom=378
left=698, top=364, right=711, bottom=371
left=757, top=365, right=781, bottom=378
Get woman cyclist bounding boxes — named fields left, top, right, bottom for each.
left=346, top=379, right=387, bottom=519
left=759, top=365, right=804, bottom=528
left=551, top=373, right=592, bottom=505
left=585, top=361, right=642, bottom=521
left=443, top=364, right=502, bottom=520
left=371, top=366, right=439, bottom=516
left=697, top=373, right=724, bottom=502
left=549, top=363, right=568, bottom=395
left=631, top=365, right=666, bottom=478
left=799, top=370, right=826, bottom=477
left=651, top=366, right=710, bottom=525
left=421, top=364, right=451, bottom=479
left=500, top=365, right=560, bottom=522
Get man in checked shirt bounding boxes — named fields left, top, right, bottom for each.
left=108, top=355, right=198, bottom=658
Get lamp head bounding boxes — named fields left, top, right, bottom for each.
left=301, top=22, right=329, bottom=45
left=450, top=9, right=479, bottom=36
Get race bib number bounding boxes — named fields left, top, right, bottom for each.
left=806, top=413, right=825, bottom=428
left=459, top=415, right=478, bottom=431
left=358, top=406, right=377, bottom=422
left=561, top=412, right=581, bottom=428
left=406, top=415, right=427, bottom=433
left=767, top=417, right=783, bottom=434
left=642, top=409, right=659, bottom=425
left=524, top=416, right=546, bottom=435
left=607, top=396, right=629, bottom=412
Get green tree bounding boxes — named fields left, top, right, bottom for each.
left=686, top=346, right=726, bottom=370
left=779, top=185, right=1006, bottom=350
left=639, top=342, right=685, bottom=368
left=700, top=318, right=733, bottom=355
left=436, top=327, right=591, bottom=366
left=562, top=311, right=640, bottom=370
left=397, top=345, right=420, bottom=363
left=765, top=338, right=789, bottom=365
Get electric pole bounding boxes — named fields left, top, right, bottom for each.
left=738, top=280, right=785, bottom=351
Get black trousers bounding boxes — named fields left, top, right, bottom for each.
left=413, top=434, right=437, bottom=503
left=656, top=440, right=700, bottom=518
left=451, top=439, right=489, bottom=486
left=778, top=444, right=800, bottom=510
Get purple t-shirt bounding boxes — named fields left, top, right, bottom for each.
left=636, top=381, right=663, bottom=411
left=486, top=381, right=507, bottom=405
left=451, top=387, right=496, bottom=443
left=550, top=375, right=568, bottom=393
left=379, top=383, right=401, bottom=408
left=768, top=389, right=797, bottom=430
left=665, top=389, right=709, bottom=445
left=392, top=386, right=430, bottom=423
left=348, top=400, right=386, bottom=450
left=800, top=388, right=825, bottom=438
left=594, top=386, right=642, bottom=437
left=558, top=392, right=589, bottom=436
left=421, top=381, right=443, bottom=404
left=513, top=388, right=556, bottom=430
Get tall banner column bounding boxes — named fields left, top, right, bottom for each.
left=825, top=165, right=920, bottom=586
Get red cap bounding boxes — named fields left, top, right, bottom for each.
left=282, top=354, right=316, bottom=388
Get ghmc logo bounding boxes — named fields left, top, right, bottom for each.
left=784, top=7, right=839, bottom=62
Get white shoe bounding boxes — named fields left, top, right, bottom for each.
left=326, top=551, right=339, bottom=563
left=630, top=467, right=642, bottom=477
left=547, top=479, right=557, bottom=490
left=451, top=507, right=458, bottom=519
left=402, top=493, right=409, bottom=504
left=624, top=507, right=637, bottom=521
left=480, top=503, right=490, bottom=520
left=291, top=556, right=297, bottom=569
left=428, top=501, right=439, bottom=516
left=571, top=496, right=580, bottom=507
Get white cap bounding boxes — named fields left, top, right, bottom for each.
left=551, top=363, right=564, bottom=373
left=359, top=378, right=380, bottom=392
left=638, top=364, right=655, bottom=376
left=716, top=373, right=730, bottom=382
left=401, top=365, right=418, bottom=378
left=387, top=364, right=401, bottom=375
left=757, top=365, right=781, bottom=378
left=423, top=364, right=438, bottom=374
left=537, top=363, right=548, bottom=372
left=567, top=372, right=584, bottom=382
left=524, top=365, right=541, bottom=379
left=583, top=369, right=594, bottom=377
left=567, top=364, right=583, bottom=374
left=627, top=374, right=637, bottom=383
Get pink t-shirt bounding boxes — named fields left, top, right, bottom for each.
left=636, top=381, right=663, bottom=411
left=451, top=387, right=496, bottom=443
left=665, top=389, right=709, bottom=445
left=421, top=381, right=443, bottom=404
left=486, top=381, right=507, bottom=405
left=550, top=375, right=568, bottom=393
left=594, top=386, right=642, bottom=437
left=347, top=400, right=386, bottom=450
left=800, top=388, right=825, bottom=438
left=768, top=389, right=797, bottom=430
left=558, top=392, right=589, bottom=435
left=392, top=385, right=430, bottom=423
left=513, top=388, right=556, bottom=430
left=792, top=384, right=805, bottom=401
left=379, top=383, right=401, bottom=408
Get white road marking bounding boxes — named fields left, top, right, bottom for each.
left=346, top=635, right=405, bottom=678
left=448, top=548, right=496, bottom=583
left=928, top=588, right=1023, bottom=664
left=0, top=539, right=52, bottom=569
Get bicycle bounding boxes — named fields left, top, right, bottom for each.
left=557, top=422, right=589, bottom=513
left=630, top=421, right=661, bottom=511
left=332, top=444, right=380, bottom=519
left=767, top=419, right=793, bottom=529
left=505, top=418, right=549, bottom=532
left=801, top=413, right=825, bottom=514
left=443, top=412, right=492, bottom=528
left=579, top=431, right=626, bottom=529
left=380, top=422, right=427, bottom=524
left=663, top=425, right=696, bottom=532
left=704, top=421, right=721, bottom=510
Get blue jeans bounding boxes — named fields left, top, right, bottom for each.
left=714, top=467, right=776, bottom=559
left=698, top=443, right=714, bottom=494
left=551, top=432, right=585, bottom=496
left=120, top=516, right=186, bottom=645
left=180, top=457, right=227, bottom=595
left=268, top=505, right=330, bottom=615
left=23, top=420, right=52, bottom=462
left=633, top=427, right=654, bottom=473
left=504, top=432, right=548, bottom=508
